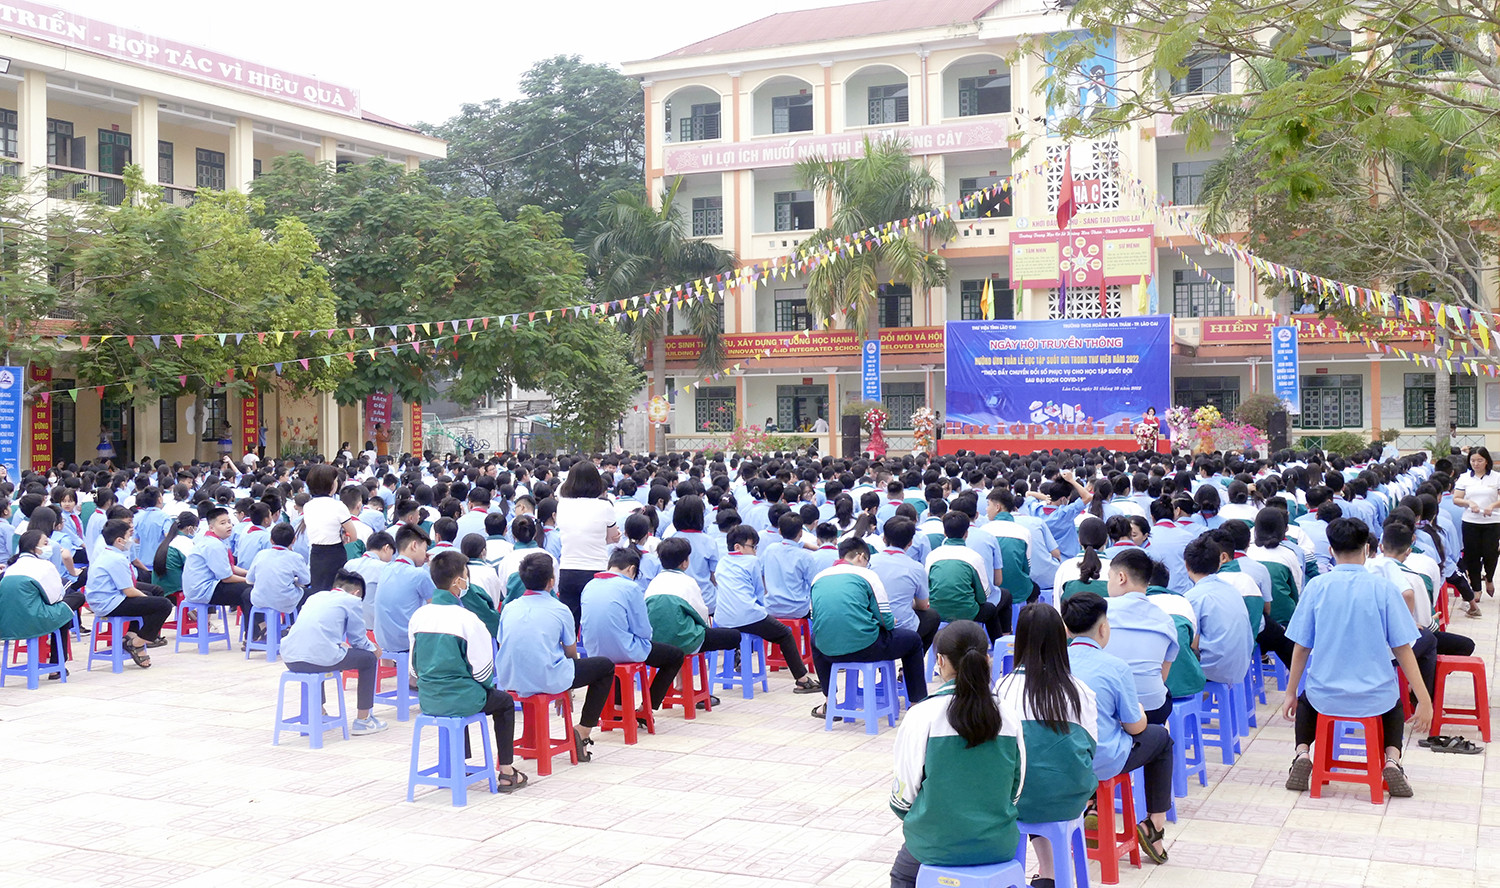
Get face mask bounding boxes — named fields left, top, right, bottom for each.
left=36, top=540, right=54, bottom=559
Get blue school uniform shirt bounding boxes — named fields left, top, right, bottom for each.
left=808, top=545, right=840, bottom=578
left=1016, top=514, right=1060, bottom=592
left=281, top=588, right=375, bottom=666
left=1104, top=591, right=1180, bottom=711
left=81, top=510, right=105, bottom=556
left=963, top=527, right=1003, bottom=604
left=905, top=530, right=932, bottom=566
left=1286, top=563, right=1419, bottom=718
left=869, top=546, right=927, bottom=633
left=1183, top=573, right=1254, bottom=685
left=374, top=557, right=437, bottom=652
left=248, top=546, right=311, bottom=612
left=761, top=538, right=814, bottom=618
left=360, top=506, right=388, bottom=534
left=56, top=509, right=85, bottom=552
left=676, top=530, right=720, bottom=613
left=1068, top=636, right=1141, bottom=780
left=580, top=571, right=653, bottom=663
left=237, top=526, right=273, bottom=571
left=1146, top=520, right=1193, bottom=593
left=743, top=500, right=771, bottom=534
left=181, top=533, right=234, bottom=604
left=1041, top=500, right=1086, bottom=558
left=713, top=551, right=766, bottom=628
left=455, top=508, right=489, bottom=545
left=542, top=526, right=564, bottom=561
left=494, top=590, right=576, bottom=695
left=84, top=543, right=136, bottom=616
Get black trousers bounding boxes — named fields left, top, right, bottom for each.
left=1448, top=571, right=1476, bottom=604
left=480, top=687, right=517, bottom=766
left=1257, top=620, right=1295, bottom=670
left=960, top=601, right=1004, bottom=642
left=698, top=626, right=741, bottom=653
left=812, top=628, right=928, bottom=707
left=915, top=608, right=942, bottom=652
left=308, top=543, right=345, bottom=595
left=105, top=594, right=174, bottom=642
left=1119, top=724, right=1174, bottom=816
left=557, top=568, right=593, bottom=632
left=726, top=616, right=808, bottom=679
left=287, top=648, right=378, bottom=711
left=1144, top=696, right=1173, bottom=726
left=640, top=642, right=686, bottom=709
left=1461, top=521, right=1500, bottom=589
left=1411, top=626, right=1476, bottom=702
left=1293, top=692, right=1406, bottom=752
left=571, top=655, right=616, bottom=729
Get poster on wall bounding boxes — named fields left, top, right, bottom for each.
left=241, top=391, right=259, bottom=456
left=944, top=316, right=1171, bottom=436
left=0, top=366, right=21, bottom=478
left=410, top=403, right=423, bottom=455
left=29, top=365, right=51, bottom=470
left=365, top=392, right=392, bottom=443
left=1010, top=225, right=1154, bottom=288
left=1046, top=32, right=1118, bottom=133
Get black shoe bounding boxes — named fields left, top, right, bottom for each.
left=76, top=626, right=90, bottom=635
left=696, top=695, right=720, bottom=710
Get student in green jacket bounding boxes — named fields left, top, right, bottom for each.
left=924, top=511, right=1005, bottom=641
left=890, top=621, right=1023, bottom=888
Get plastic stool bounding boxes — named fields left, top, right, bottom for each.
left=1, top=630, right=68, bottom=689
left=599, top=662, right=655, bottom=744
left=1166, top=694, right=1207, bottom=797
left=87, top=615, right=142, bottom=673
left=369, top=650, right=414, bottom=721
left=174, top=601, right=232, bottom=654
left=1086, top=772, right=1141, bottom=884
left=659, top=651, right=713, bottom=718
left=513, top=690, right=578, bottom=776
left=713, top=634, right=768, bottom=699
left=406, top=711, right=497, bottom=805
left=1016, top=818, right=1089, bottom=888
left=1242, top=666, right=1259, bottom=730
left=924, top=621, right=951, bottom=679
left=1397, top=666, right=1415, bottom=719
left=273, top=670, right=349, bottom=749
left=1200, top=681, right=1242, bottom=764
left=1250, top=646, right=1268, bottom=704
left=1331, top=719, right=1367, bottom=759
left=826, top=660, right=901, bottom=734
left=915, top=858, right=1027, bottom=888
left=765, top=617, right=812, bottom=671
left=244, top=606, right=294, bottom=662
left=70, top=608, right=81, bottom=640
left=1309, top=713, right=1387, bottom=804
left=1432, top=654, right=1491, bottom=741
left=1267, top=653, right=1289, bottom=692
left=990, top=635, right=1016, bottom=683
left=1126, top=765, right=1174, bottom=824
left=1436, top=582, right=1453, bottom=631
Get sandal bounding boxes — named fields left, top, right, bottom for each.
left=1426, top=735, right=1484, bottom=755
left=124, top=633, right=151, bottom=669
left=1417, top=735, right=1453, bottom=748
left=497, top=768, right=529, bottom=794
left=1286, top=754, right=1312, bottom=792
left=1383, top=762, right=1414, bottom=797
left=1466, top=602, right=1483, bottom=618
left=793, top=676, right=823, bottom=694
left=810, top=703, right=843, bottom=722
left=572, top=725, right=594, bottom=763
left=1135, top=819, right=1169, bottom=864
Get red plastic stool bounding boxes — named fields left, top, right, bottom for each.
left=599, top=663, right=655, bottom=744
left=342, top=631, right=399, bottom=691
left=1436, top=583, right=1453, bottom=630
left=162, top=592, right=185, bottom=631
left=1432, top=654, right=1491, bottom=741
left=1085, top=772, right=1141, bottom=884
left=513, top=690, right=578, bottom=776
left=1310, top=713, right=1387, bottom=804
left=1397, top=668, right=1415, bottom=720
left=659, top=652, right=713, bottom=719
left=765, top=618, right=813, bottom=671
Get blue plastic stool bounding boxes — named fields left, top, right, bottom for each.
left=372, top=649, right=414, bottom=721
left=924, top=621, right=950, bottom=679
left=1, top=630, right=68, bottom=689
left=1267, top=653, right=1289, bottom=692
left=407, top=711, right=498, bottom=806
left=273, top=670, right=349, bottom=749
left=245, top=607, right=294, bottom=662
left=175, top=602, right=232, bottom=654
left=916, top=858, right=1027, bottom=888
left=1016, top=818, right=1089, bottom=888
left=1331, top=719, right=1369, bottom=760
left=713, top=634, right=768, bottom=699
left=87, top=615, right=142, bottom=673
left=1166, top=694, right=1208, bottom=797
left=990, top=635, right=1016, bottom=683
left=70, top=608, right=81, bottom=640
left=1241, top=667, right=1259, bottom=731
left=1250, top=646, right=1268, bottom=704
left=826, top=660, right=901, bottom=734
left=1200, top=680, right=1243, bottom=764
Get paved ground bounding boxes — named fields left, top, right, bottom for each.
left=0, top=606, right=1495, bottom=888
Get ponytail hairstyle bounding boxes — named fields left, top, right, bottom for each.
left=1088, top=478, right=1112, bottom=519
left=833, top=493, right=855, bottom=528
left=1104, top=514, right=1134, bottom=545
left=1013, top=602, right=1082, bottom=733
left=1077, top=516, right=1107, bottom=582
left=1226, top=480, right=1250, bottom=505
left=935, top=620, right=1001, bottom=748
left=10, top=529, right=43, bottom=566
left=1416, top=493, right=1446, bottom=566
left=26, top=505, right=59, bottom=537
left=154, top=511, right=200, bottom=576
left=1193, top=484, right=1220, bottom=518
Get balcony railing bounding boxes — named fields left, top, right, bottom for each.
left=162, top=185, right=198, bottom=206
left=47, top=165, right=126, bottom=206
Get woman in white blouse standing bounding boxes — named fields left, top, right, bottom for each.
left=302, top=463, right=355, bottom=594
left=1453, top=446, right=1500, bottom=598
left=555, top=460, right=619, bottom=630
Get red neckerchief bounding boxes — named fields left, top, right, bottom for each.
left=1113, top=540, right=1139, bottom=548
left=248, top=525, right=264, bottom=533
left=819, top=545, right=836, bottom=550
left=522, top=590, right=548, bottom=597
left=882, top=548, right=904, bottom=556
left=1154, top=520, right=1175, bottom=529
left=395, top=556, right=414, bottom=566
left=593, top=571, right=619, bottom=580
left=1234, top=550, right=1247, bottom=558
left=271, top=545, right=287, bottom=551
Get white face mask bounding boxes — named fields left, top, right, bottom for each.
left=36, top=540, right=54, bottom=559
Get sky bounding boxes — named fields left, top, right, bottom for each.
left=46, top=0, right=840, bottom=126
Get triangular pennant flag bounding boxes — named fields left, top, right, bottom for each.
left=482, top=317, right=490, bottom=330
left=94, top=385, right=104, bottom=397
left=99, top=335, right=112, bottom=344
left=39, top=391, right=49, bottom=404
left=390, top=344, right=400, bottom=355
left=257, top=332, right=266, bottom=344
left=367, top=326, right=377, bottom=340
left=178, top=375, right=187, bottom=387
left=322, top=355, right=332, bottom=366
left=80, top=335, right=90, bottom=348
left=298, top=358, right=309, bottom=370
left=226, top=369, right=235, bottom=382
left=274, top=362, right=283, bottom=375
left=67, top=388, right=78, bottom=402
left=275, top=331, right=284, bottom=346
left=217, top=333, right=227, bottom=346
left=125, top=335, right=135, bottom=348
left=421, top=322, right=432, bottom=335
left=234, top=333, right=245, bottom=345
left=151, top=335, right=161, bottom=349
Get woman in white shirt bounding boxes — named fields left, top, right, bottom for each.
left=554, top=461, right=619, bottom=629
left=1452, top=447, right=1500, bottom=597
left=302, top=464, right=354, bottom=594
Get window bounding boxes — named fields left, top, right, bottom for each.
left=0, top=109, right=16, bottom=159
left=1400, top=39, right=1458, bottom=73
left=771, top=94, right=813, bottom=133
left=158, top=141, right=173, bottom=185
left=46, top=118, right=75, bottom=167
left=773, top=190, right=815, bottom=231
left=159, top=395, right=177, bottom=443
left=774, top=296, right=811, bottom=332
left=679, top=103, right=721, bottom=142
left=1174, top=376, right=1241, bottom=413
left=690, top=196, right=722, bottom=237
left=694, top=386, right=736, bottom=432
left=1290, top=31, right=1352, bottom=75
left=196, top=148, right=225, bottom=190
left=959, top=278, right=1014, bottom=320
left=1172, top=267, right=1234, bottom=317
left=877, top=285, right=913, bottom=328
left=1047, top=285, right=1122, bottom=319
left=1172, top=160, right=1214, bottom=205
left=52, top=377, right=75, bottom=462
left=867, top=84, right=909, bottom=125
left=776, top=384, right=829, bottom=432
left=253, top=158, right=262, bottom=179
left=959, top=175, right=1011, bottom=219
left=1047, top=141, right=1120, bottom=212
left=100, top=402, right=126, bottom=454
left=201, top=391, right=228, bottom=442
left=957, top=73, right=1010, bottom=116
left=883, top=382, right=925, bottom=429
left=1296, top=374, right=1362, bottom=430
left=1170, top=53, right=1231, bottom=95
left=1403, top=374, right=1477, bottom=428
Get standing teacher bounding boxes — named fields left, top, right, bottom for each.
left=555, top=460, right=619, bottom=629
left=1453, top=446, right=1500, bottom=598
left=303, top=463, right=355, bottom=594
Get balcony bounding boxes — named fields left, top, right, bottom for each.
left=47, top=165, right=126, bottom=207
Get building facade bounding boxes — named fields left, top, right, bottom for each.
left=623, top=0, right=1475, bottom=455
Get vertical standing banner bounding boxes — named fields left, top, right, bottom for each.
left=0, top=367, right=22, bottom=478
left=1271, top=326, right=1302, bottom=414
left=365, top=392, right=392, bottom=442
left=240, top=390, right=259, bottom=456
left=409, top=402, right=423, bottom=455
left=29, top=365, right=51, bottom=470
left=861, top=339, right=882, bottom=402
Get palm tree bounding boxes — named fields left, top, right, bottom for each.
left=589, top=179, right=736, bottom=452
left=794, top=136, right=958, bottom=339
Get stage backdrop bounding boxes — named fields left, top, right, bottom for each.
left=944, top=316, right=1172, bottom=438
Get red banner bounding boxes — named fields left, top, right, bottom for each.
left=665, top=326, right=944, bottom=363
left=29, top=365, right=51, bottom=470
left=409, top=403, right=423, bottom=456
left=240, top=391, right=258, bottom=456
left=365, top=392, right=392, bottom=443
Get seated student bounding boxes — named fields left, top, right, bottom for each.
left=996, top=604, right=1099, bottom=888
left=1102, top=548, right=1180, bottom=725
left=1212, top=521, right=1274, bottom=623
left=1283, top=517, right=1432, bottom=796
left=1036, top=471, right=1092, bottom=558
left=644, top=537, right=742, bottom=663
left=410, top=551, right=527, bottom=792
left=428, top=516, right=459, bottom=557
left=924, top=511, right=1005, bottom=641
left=713, top=524, right=821, bottom=693
left=808, top=522, right=842, bottom=576
left=372, top=525, right=436, bottom=655
left=86, top=520, right=174, bottom=667
left=810, top=537, right=928, bottom=719
left=343, top=530, right=394, bottom=632
left=1246, top=507, right=1303, bottom=667
left=1053, top=517, right=1111, bottom=605
left=1062, top=592, right=1174, bottom=864
left=181, top=506, right=250, bottom=617
left=762, top=512, right=815, bottom=619
left=620, top=512, right=661, bottom=593
left=581, top=547, right=686, bottom=715
left=496, top=515, right=554, bottom=603
left=1, top=529, right=80, bottom=673
left=151, top=512, right=200, bottom=597
left=455, top=486, right=492, bottom=543
left=281, top=570, right=389, bottom=736
left=494, top=553, right=616, bottom=761
left=482, top=512, right=512, bottom=565
left=1143, top=562, right=1206, bottom=703
left=243, top=523, right=312, bottom=641
left=236, top=503, right=275, bottom=571
left=871, top=517, right=940, bottom=652
left=1181, top=537, right=1255, bottom=686
left=340, top=485, right=373, bottom=558
left=981, top=487, right=1036, bottom=609
left=458, top=534, right=503, bottom=635
left=889, top=621, right=1024, bottom=888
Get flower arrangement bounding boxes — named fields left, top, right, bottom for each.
left=725, top=424, right=768, bottom=454
left=911, top=406, right=936, bottom=454
left=1163, top=405, right=1192, bottom=440
left=1162, top=403, right=1266, bottom=454
left=863, top=406, right=889, bottom=432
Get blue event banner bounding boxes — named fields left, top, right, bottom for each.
left=0, top=366, right=20, bottom=476
left=860, top=339, right=881, bottom=402
left=1271, top=325, right=1301, bottom=414
left=944, top=317, right=1172, bottom=436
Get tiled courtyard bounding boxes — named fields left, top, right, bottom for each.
left=1, top=610, right=1496, bottom=888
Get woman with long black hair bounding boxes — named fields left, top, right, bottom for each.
left=1453, top=446, right=1500, bottom=599
left=1053, top=516, right=1110, bottom=604
left=152, top=512, right=200, bottom=596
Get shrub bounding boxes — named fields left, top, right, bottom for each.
left=1233, top=393, right=1284, bottom=432
left=842, top=399, right=883, bottom=417
left=1321, top=431, right=1368, bottom=457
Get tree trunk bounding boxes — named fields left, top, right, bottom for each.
left=652, top=328, right=666, bottom=454
left=1435, top=369, right=1452, bottom=447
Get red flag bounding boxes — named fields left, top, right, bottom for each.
left=1056, top=146, right=1078, bottom=230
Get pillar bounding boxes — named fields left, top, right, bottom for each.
left=735, top=373, right=746, bottom=429
left=319, top=390, right=340, bottom=457
left=1370, top=359, right=1382, bottom=432
left=316, top=135, right=339, bottom=168
left=17, top=69, right=46, bottom=176
left=826, top=370, right=839, bottom=456
left=227, top=116, right=256, bottom=192
left=132, top=96, right=160, bottom=185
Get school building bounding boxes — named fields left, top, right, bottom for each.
left=5, top=2, right=445, bottom=469
left=622, top=0, right=1476, bottom=455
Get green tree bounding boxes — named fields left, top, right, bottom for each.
left=794, top=136, right=957, bottom=338
left=588, top=180, right=736, bottom=452
left=544, top=328, right=643, bottom=452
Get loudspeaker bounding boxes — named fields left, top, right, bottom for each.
left=1268, top=409, right=1289, bottom=452
left=841, top=414, right=862, bottom=458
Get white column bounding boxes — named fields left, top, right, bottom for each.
left=17, top=69, right=46, bottom=176
left=227, top=116, right=256, bottom=192
left=319, top=390, right=340, bottom=457
left=132, top=96, right=159, bottom=185
left=316, top=135, right=338, bottom=168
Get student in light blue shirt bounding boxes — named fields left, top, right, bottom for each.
left=244, top=523, right=311, bottom=618
left=236, top=503, right=275, bottom=571
left=1102, top=548, right=1179, bottom=723
left=372, top=525, right=437, bottom=653
left=580, top=547, right=685, bottom=712
left=455, top=488, right=491, bottom=544
left=181, top=507, right=249, bottom=609
left=1181, top=536, right=1255, bottom=686
left=762, top=512, right=814, bottom=618
left=869, top=517, right=938, bottom=650
left=344, top=531, right=395, bottom=631
left=713, top=525, right=821, bottom=693
left=1037, top=473, right=1091, bottom=558
left=1145, top=498, right=1193, bottom=594
left=1282, top=518, right=1431, bottom=798
left=281, top=570, right=387, bottom=736
left=84, top=520, right=174, bottom=664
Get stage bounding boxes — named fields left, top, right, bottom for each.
left=936, top=437, right=1169, bottom=456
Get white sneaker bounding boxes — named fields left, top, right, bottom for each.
left=351, top=716, right=389, bottom=736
